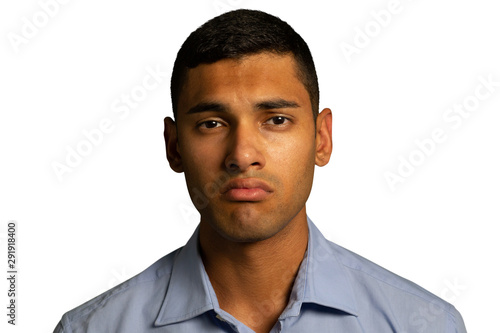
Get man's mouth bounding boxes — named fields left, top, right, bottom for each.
left=220, top=178, right=273, bottom=202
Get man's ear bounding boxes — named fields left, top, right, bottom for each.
left=164, top=117, right=183, bottom=173
left=315, top=108, right=333, bottom=167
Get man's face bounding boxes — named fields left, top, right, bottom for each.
left=170, top=52, right=327, bottom=242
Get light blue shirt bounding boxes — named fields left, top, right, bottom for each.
left=54, top=218, right=466, bottom=332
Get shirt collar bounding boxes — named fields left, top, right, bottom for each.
left=155, top=217, right=358, bottom=326
left=154, top=225, right=219, bottom=326
left=300, top=216, right=359, bottom=316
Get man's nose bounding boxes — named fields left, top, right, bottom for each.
left=224, top=122, right=266, bottom=174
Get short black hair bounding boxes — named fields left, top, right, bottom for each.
left=170, top=9, right=319, bottom=121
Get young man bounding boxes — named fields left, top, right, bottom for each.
left=54, top=9, right=467, bottom=333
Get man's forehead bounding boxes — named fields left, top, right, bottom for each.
left=188, top=52, right=297, bottom=78
left=177, top=53, right=307, bottom=112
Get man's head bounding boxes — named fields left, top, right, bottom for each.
left=165, top=10, right=332, bottom=243
left=170, top=9, right=319, bottom=122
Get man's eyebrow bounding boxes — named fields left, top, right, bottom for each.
left=186, top=102, right=228, bottom=115
left=186, top=99, right=300, bottom=115
left=256, top=99, right=300, bottom=110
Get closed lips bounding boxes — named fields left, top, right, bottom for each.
left=220, top=178, right=273, bottom=194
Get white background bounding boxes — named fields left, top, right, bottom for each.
left=1, top=0, right=499, bottom=332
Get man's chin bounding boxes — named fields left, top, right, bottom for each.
left=212, top=216, right=286, bottom=244
left=217, top=228, right=280, bottom=243
left=200, top=201, right=291, bottom=243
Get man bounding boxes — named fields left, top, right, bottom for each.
left=54, top=9, right=467, bottom=333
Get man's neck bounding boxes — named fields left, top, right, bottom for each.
left=199, top=209, right=309, bottom=333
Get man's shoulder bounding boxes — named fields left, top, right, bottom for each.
left=55, top=247, right=181, bottom=332
left=327, top=240, right=442, bottom=302
left=323, top=239, right=465, bottom=331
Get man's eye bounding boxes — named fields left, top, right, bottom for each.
left=265, top=116, right=289, bottom=125
left=199, top=120, right=222, bottom=129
